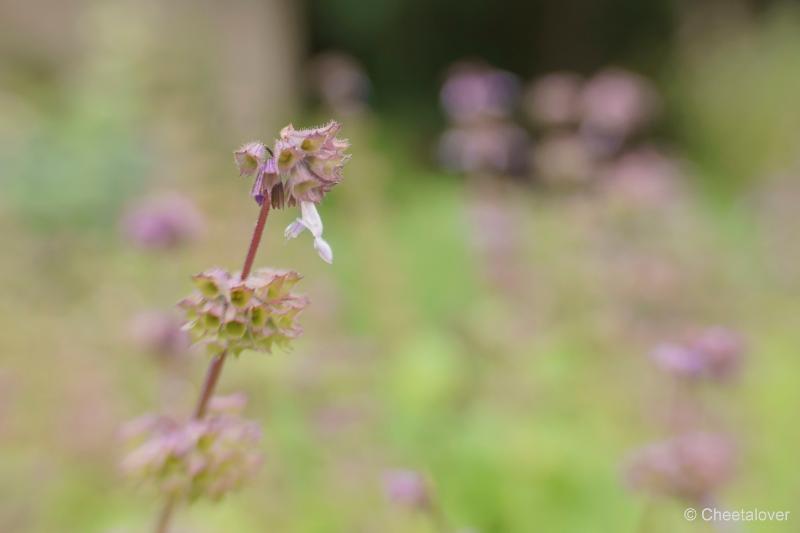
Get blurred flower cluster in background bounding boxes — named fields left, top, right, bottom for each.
left=1, top=0, right=800, bottom=531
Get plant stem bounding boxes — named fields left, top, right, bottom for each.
left=154, top=200, right=271, bottom=533
left=241, top=201, right=271, bottom=280
left=193, top=351, right=228, bottom=419
left=155, top=495, right=176, bottom=533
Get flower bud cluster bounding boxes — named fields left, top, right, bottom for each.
left=234, top=121, right=349, bottom=264
left=121, top=394, right=262, bottom=501
left=180, top=268, right=308, bottom=356
left=234, top=121, right=350, bottom=209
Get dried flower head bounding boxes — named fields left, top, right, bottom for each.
left=180, top=268, right=308, bottom=356
left=237, top=121, right=349, bottom=263
left=121, top=394, right=262, bottom=502
left=624, top=432, right=735, bottom=503
left=122, top=194, right=204, bottom=250
left=272, top=121, right=350, bottom=205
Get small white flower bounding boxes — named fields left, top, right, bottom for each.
left=285, top=201, right=334, bottom=264
left=313, top=237, right=334, bottom=264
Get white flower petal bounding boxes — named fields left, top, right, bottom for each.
left=284, top=220, right=306, bottom=240
left=314, top=237, right=334, bottom=264
left=300, top=201, right=323, bottom=238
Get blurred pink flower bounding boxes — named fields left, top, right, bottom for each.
left=121, top=396, right=262, bottom=501
left=382, top=469, right=431, bottom=510
left=122, top=194, right=204, bottom=250
left=651, top=344, right=705, bottom=377
left=624, top=432, right=736, bottom=503
left=580, top=68, right=659, bottom=141
left=651, top=327, right=744, bottom=382
left=690, top=327, right=745, bottom=382
left=524, top=72, right=584, bottom=127
left=309, top=51, right=370, bottom=115
left=438, top=123, right=529, bottom=176
left=440, top=61, right=520, bottom=124
left=130, top=311, right=190, bottom=360
left=600, top=148, right=682, bottom=207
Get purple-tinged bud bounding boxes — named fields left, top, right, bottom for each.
left=234, top=142, right=268, bottom=177
left=382, top=469, right=431, bottom=510
left=122, top=194, right=204, bottom=251
left=624, top=432, right=736, bottom=503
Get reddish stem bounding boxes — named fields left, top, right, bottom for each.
left=156, top=200, right=271, bottom=533
left=192, top=201, right=270, bottom=419
left=241, top=201, right=271, bottom=280
left=192, top=351, right=228, bottom=419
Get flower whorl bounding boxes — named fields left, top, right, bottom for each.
left=235, top=120, right=349, bottom=209
left=234, top=120, right=349, bottom=264
left=180, top=268, right=308, bottom=356
left=121, top=394, right=262, bottom=501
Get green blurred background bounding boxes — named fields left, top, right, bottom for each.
left=1, top=0, right=799, bottom=531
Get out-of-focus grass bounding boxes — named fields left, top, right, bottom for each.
left=670, top=4, right=800, bottom=196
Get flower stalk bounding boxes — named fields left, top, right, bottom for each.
left=123, top=122, right=348, bottom=533
left=154, top=201, right=270, bottom=532
left=189, top=199, right=271, bottom=421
